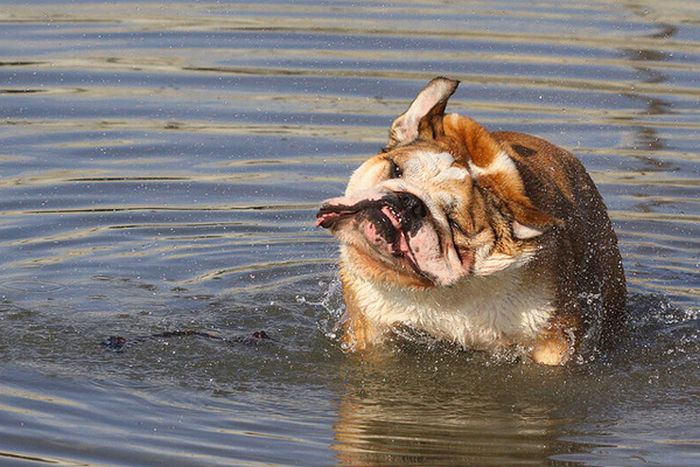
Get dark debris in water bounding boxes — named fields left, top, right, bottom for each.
left=101, top=329, right=273, bottom=352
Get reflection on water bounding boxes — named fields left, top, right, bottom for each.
left=333, top=362, right=585, bottom=465
left=331, top=292, right=700, bottom=465
left=0, top=0, right=698, bottom=465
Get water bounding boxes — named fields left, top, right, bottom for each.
left=1, top=0, right=698, bottom=464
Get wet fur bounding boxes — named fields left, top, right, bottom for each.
left=320, top=78, right=626, bottom=365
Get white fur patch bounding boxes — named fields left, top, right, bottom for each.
left=512, top=221, right=543, bottom=240
left=402, top=151, right=455, bottom=178
left=473, top=250, right=536, bottom=276
left=468, top=150, right=517, bottom=179
left=436, top=166, right=469, bottom=183
left=343, top=248, right=553, bottom=349
left=346, top=159, right=388, bottom=196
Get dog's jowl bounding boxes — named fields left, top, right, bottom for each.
left=317, top=77, right=625, bottom=365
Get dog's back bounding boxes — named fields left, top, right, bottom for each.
left=493, top=131, right=626, bottom=352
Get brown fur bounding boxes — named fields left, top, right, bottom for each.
left=492, top=131, right=627, bottom=350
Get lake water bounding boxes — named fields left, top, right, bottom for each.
left=1, top=1, right=699, bottom=465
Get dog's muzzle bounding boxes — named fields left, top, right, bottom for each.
left=316, top=191, right=428, bottom=236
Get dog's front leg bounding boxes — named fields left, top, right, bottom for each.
left=340, top=306, right=383, bottom=352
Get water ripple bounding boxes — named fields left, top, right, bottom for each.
left=0, top=1, right=698, bottom=465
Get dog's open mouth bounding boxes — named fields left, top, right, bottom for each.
left=316, top=193, right=430, bottom=277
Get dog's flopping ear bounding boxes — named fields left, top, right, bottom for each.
left=387, top=77, right=459, bottom=149
left=443, top=114, right=558, bottom=237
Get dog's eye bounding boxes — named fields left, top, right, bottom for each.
left=389, top=160, right=402, bottom=179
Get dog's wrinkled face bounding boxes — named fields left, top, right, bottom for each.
left=317, top=141, right=490, bottom=288
left=317, top=77, right=548, bottom=289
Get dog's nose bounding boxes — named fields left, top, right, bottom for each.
left=397, top=192, right=427, bottom=220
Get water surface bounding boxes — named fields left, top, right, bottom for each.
left=1, top=1, right=699, bottom=465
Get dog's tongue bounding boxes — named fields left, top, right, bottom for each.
left=315, top=203, right=359, bottom=229
left=315, top=209, right=343, bottom=228
left=315, top=195, right=386, bottom=229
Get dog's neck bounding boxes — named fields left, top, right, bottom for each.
left=339, top=247, right=555, bottom=350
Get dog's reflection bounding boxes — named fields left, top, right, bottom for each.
left=331, top=350, right=582, bottom=465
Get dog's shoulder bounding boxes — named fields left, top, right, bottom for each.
left=491, top=131, right=583, bottom=209
left=490, top=130, right=612, bottom=226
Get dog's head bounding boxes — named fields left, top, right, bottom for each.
left=317, top=77, right=556, bottom=288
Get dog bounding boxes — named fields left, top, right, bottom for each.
left=316, top=77, right=626, bottom=365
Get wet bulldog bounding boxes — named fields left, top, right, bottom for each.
left=316, top=77, right=626, bottom=365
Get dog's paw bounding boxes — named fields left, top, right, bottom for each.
left=531, top=336, right=571, bottom=366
